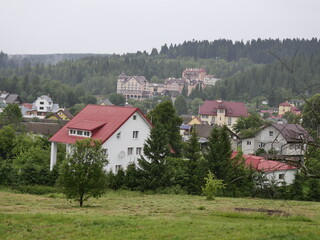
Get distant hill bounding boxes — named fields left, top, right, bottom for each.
left=8, top=53, right=110, bottom=66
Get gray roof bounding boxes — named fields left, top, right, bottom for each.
left=5, top=94, right=21, bottom=104
left=118, top=73, right=148, bottom=84
left=22, top=121, right=67, bottom=136
left=269, top=123, right=313, bottom=143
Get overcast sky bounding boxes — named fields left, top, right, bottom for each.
left=0, top=0, right=319, bottom=54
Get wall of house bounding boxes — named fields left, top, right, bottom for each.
left=35, top=96, right=52, bottom=112
left=241, top=137, right=255, bottom=154
left=254, top=126, right=305, bottom=155
left=102, top=112, right=151, bottom=172
left=265, top=169, right=297, bottom=185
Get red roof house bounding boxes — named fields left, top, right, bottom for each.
left=49, top=105, right=152, bottom=172
left=232, top=151, right=297, bottom=185
left=199, top=100, right=249, bottom=127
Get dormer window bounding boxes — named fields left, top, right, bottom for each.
left=133, top=115, right=137, bottom=120
left=69, top=129, right=91, bottom=137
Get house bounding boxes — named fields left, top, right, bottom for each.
left=164, top=78, right=186, bottom=94
left=46, top=109, right=74, bottom=121
left=148, top=83, right=165, bottom=97
left=0, top=91, right=21, bottom=105
left=203, top=75, right=219, bottom=86
left=23, top=95, right=60, bottom=119
left=181, top=124, right=240, bottom=151
left=241, top=123, right=312, bottom=156
left=49, top=105, right=152, bottom=172
left=278, top=102, right=301, bottom=116
left=97, top=98, right=113, bottom=106
left=116, top=73, right=150, bottom=100
left=182, top=68, right=206, bottom=81
left=22, top=120, right=68, bottom=137
left=232, top=152, right=297, bottom=185
left=199, top=100, right=249, bottom=128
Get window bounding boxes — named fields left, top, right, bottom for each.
left=39, top=107, right=44, bottom=110
left=269, top=131, right=273, bottom=136
left=102, top=149, right=108, bottom=155
left=116, top=132, right=121, bottom=139
left=202, top=115, right=208, bottom=119
left=278, top=173, right=285, bottom=180
left=70, top=130, right=76, bottom=135
left=77, top=130, right=83, bottom=136
left=247, top=141, right=251, bottom=145
left=133, top=115, right=137, bottom=120
left=136, top=147, right=142, bottom=155
left=115, top=165, right=122, bottom=172
left=128, top=147, right=133, bottom=155
left=258, top=142, right=266, bottom=148
left=133, top=131, right=139, bottom=139
left=40, top=101, right=44, bottom=105
left=218, top=109, right=224, bottom=114
left=228, top=117, right=232, bottom=126
left=84, top=131, right=90, bottom=137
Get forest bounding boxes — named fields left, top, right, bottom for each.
left=0, top=38, right=320, bottom=108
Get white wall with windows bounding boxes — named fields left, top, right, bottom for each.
left=102, top=112, right=151, bottom=172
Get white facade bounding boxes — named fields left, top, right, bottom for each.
left=241, top=125, right=307, bottom=155
left=264, top=169, right=297, bottom=186
left=102, top=112, right=150, bottom=172
left=35, top=95, right=54, bottom=112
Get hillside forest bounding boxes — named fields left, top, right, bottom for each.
left=0, top=38, right=320, bottom=109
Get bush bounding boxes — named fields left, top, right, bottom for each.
left=0, top=161, right=17, bottom=186
left=202, top=171, right=226, bottom=200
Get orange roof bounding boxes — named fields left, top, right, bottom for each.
left=49, top=105, right=152, bottom=144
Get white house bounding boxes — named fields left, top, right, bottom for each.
left=241, top=123, right=312, bottom=156
left=49, top=105, right=152, bottom=172
left=22, top=95, right=60, bottom=119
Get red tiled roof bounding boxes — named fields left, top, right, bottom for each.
left=23, top=103, right=33, bottom=109
left=199, top=100, right=249, bottom=117
left=49, top=105, right=152, bottom=144
left=232, top=152, right=297, bottom=172
left=279, top=102, right=292, bottom=107
left=68, top=120, right=107, bottom=131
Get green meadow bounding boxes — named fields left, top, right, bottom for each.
left=0, top=190, right=319, bottom=240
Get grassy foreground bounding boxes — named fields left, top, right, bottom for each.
left=0, top=190, right=320, bottom=240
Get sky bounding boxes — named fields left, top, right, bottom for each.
left=0, top=0, right=319, bottom=54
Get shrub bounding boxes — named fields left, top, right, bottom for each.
left=202, top=171, right=226, bottom=200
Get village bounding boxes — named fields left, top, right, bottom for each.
left=0, top=67, right=311, bottom=191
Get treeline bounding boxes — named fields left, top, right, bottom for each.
left=0, top=54, right=255, bottom=97
left=0, top=75, right=96, bottom=107
left=157, top=38, right=320, bottom=63
left=203, top=53, right=320, bottom=106
left=1, top=38, right=320, bottom=107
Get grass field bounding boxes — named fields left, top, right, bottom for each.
left=0, top=189, right=320, bottom=240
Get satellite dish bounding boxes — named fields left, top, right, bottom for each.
left=119, top=151, right=125, bottom=159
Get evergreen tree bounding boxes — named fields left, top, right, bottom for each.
left=205, top=126, right=232, bottom=181
left=184, top=127, right=203, bottom=194
left=138, top=124, right=171, bottom=190
left=174, top=95, right=188, bottom=115
left=147, top=100, right=183, bottom=157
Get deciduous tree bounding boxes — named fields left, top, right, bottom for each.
left=58, top=139, right=108, bottom=207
